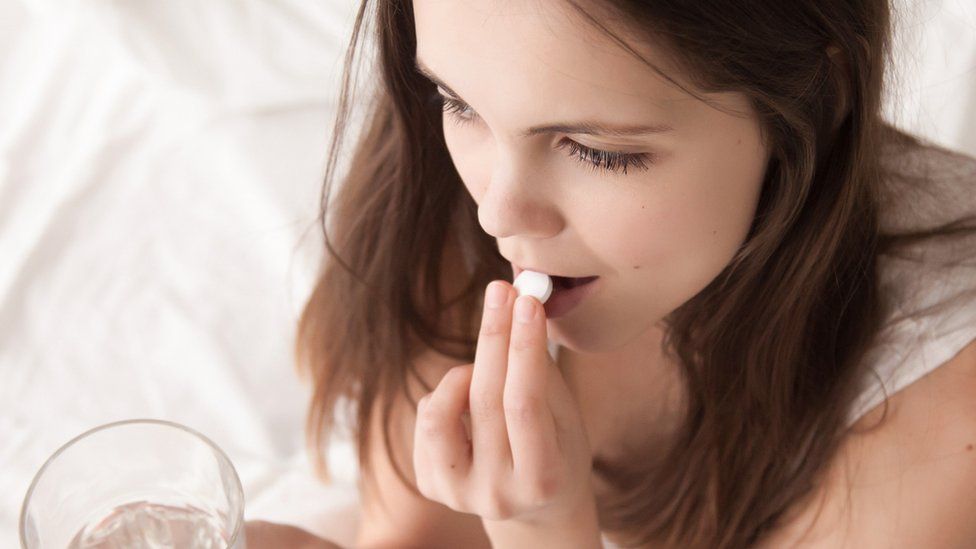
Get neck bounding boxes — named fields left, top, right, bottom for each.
left=556, top=321, right=687, bottom=457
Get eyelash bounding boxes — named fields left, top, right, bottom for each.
left=432, top=94, right=654, bottom=176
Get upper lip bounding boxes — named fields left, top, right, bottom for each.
left=511, top=262, right=597, bottom=280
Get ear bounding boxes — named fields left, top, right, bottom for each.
left=825, top=44, right=851, bottom=134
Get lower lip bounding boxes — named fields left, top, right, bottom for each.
left=543, top=277, right=600, bottom=319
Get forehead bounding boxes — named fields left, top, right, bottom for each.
left=412, top=0, right=696, bottom=123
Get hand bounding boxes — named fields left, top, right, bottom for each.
left=243, top=520, right=343, bottom=549
left=413, top=280, right=601, bottom=545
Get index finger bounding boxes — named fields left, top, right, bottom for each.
left=469, top=280, right=515, bottom=470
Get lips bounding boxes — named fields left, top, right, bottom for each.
left=509, top=262, right=600, bottom=318
left=544, top=275, right=600, bottom=318
left=511, top=263, right=597, bottom=283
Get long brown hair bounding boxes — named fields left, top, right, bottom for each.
left=295, top=1, right=976, bottom=546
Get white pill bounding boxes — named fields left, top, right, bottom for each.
left=513, top=270, right=553, bottom=304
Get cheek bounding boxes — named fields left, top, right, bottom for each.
left=442, top=126, right=487, bottom=198
left=603, top=165, right=763, bottom=292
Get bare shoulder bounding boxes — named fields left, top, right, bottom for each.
left=759, top=338, right=976, bottom=548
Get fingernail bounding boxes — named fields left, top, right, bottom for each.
left=487, top=281, right=507, bottom=309
left=515, top=295, right=535, bottom=323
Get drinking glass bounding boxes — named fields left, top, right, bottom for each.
left=20, top=418, right=246, bottom=549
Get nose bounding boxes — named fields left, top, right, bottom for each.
left=476, top=154, right=563, bottom=240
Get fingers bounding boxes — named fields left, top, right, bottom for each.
left=505, top=294, right=560, bottom=486
left=415, top=365, right=474, bottom=493
left=413, top=280, right=590, bottom=521
left=469, top=281, right=515, bottom=470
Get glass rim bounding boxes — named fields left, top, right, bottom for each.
left=19, top=417, right=245, bottom=548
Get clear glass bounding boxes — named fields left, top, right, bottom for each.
left=20, top=418, right=246, bottom=549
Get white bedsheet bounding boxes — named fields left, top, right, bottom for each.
left=0, top=0, right=973, bottom=546
left=0, top=0, right=363, bottom=544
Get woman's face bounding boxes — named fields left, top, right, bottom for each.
left=414, top=0, right=771, bottom=354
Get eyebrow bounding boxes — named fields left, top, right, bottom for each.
left=414, top=57, right=675, bottom=138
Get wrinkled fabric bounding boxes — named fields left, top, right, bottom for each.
left=0, top=0, right=361, bottom=544
left=0, top=0, right=974, bottom=546
left=847, top=139, right=976, bottom=427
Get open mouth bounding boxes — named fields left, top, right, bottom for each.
left=544, top=275, right=600, bottom=318
left=509, top=263, right=600, bottom=318
left=550, top=274, right=599, bottom=290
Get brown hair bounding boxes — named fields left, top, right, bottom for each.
left=295, top=1, right=976, bottom=547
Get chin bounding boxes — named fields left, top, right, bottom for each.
left=547, top=309, right=666, bottom=356
left=545, top=319, right=619, bottom=354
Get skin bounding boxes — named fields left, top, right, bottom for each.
left=413, top=0, right=769, bottom=442
left=257, top=2, right=976, bottom=544
left=243, top=520, right=341, bottom=548
left=415, top=284, right=602, bottom=545
left=250, top=0, right=772, bottom=544
left=408, top=0, right=771, bottom=545
left=414, top=0, right=769, bottom=357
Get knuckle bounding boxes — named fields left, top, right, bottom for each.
left=418, top=475, right=466, bottom=513
left=479, top=315, right=507, bottom=336
left=442, top=487, right=469, bottom=514
left=523, top=473, right=560, bottom=507
left=479, top=492, right=514, bottom=521
left=417, top=407, right=447, bottom=438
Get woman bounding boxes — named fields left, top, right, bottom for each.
left=273, top=0, right=976, bottom=547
